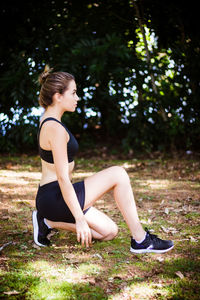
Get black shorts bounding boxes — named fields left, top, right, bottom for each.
left=36, top=180, right=89, bottom=224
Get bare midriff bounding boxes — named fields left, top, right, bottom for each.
left=39, top=160, right=74, bottom=186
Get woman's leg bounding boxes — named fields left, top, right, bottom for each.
left=85, top=207, right=118, bottom=241
left=40, top=166, right=173, bottom=252
left=83, top=166, right=145, bottom=241
left=48, top=166, right=144, bottom=241
left=47, top=207, right=118, bottom=241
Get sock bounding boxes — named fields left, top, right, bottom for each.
left=44, top=218, right=52, bottom=229
left=135, top=232, right=147, bottom=244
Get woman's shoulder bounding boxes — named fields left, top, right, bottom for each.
left=40, top=117, right=69, bottom=139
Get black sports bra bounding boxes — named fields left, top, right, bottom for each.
left=38, top=117, right=79, bottom=163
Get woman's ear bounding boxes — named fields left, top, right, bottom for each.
left=53, top=92, right=62, bottom=104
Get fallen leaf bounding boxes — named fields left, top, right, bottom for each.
left=147, top=218, right=152, bottom=224
left=153, top=283, right=163, bottom=288
left=20, top=245, right=28, bottom=250
left=160, top=200, right=165, bottom=205
left=183, top=205, right=188, bottom=211
left=169, top=227, right=178, bottom=233
left=33, top=244, right=41, bottom=250
left=0, top=241, right=13, bottom=252
left=175, top=271, right=184, bottom=279
left=164, top=207, right=169, bottom=215
left=108, top=277, right=114, bottom=282
left=160, top=225, right=169, bottom=233
left=88, top=278, right=96, bottom=285
left=189, top=236, right=198, bottom=242
left=113, top=276, right=122, bottom=280
left=48, top=231, right=57, bottom=238
left=168, top=227, right=178, bottom=235
left=4, top=291, right=20, bottom=295
left=92, top=253, right=103, bottom=260
left=156, top=256, right=164, bottom=262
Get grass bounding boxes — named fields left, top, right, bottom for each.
left=0, top=154, right=200, bottom=299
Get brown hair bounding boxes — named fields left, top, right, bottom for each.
left=38, top=67, right=75, bottom=108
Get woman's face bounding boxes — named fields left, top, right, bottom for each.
left=61, top=80, right=79, bottom=112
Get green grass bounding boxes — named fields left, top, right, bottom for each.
left=0, top=155, right=200, bottom=299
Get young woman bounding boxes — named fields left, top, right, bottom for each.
left=32, top=69, right=174, bottom=254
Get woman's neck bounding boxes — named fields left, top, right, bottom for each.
left=43, top=106, right=64, bottom=121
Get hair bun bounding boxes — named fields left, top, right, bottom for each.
left=38, top=65, right=53, bottom=85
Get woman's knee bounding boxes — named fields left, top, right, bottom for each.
left=102, top=223, right=118, bottom=241
left=110, top=166, right=129, bottom=184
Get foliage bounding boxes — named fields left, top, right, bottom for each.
left=0, top=0, right=199, bottom=153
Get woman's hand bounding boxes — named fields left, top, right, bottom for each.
left=76, top=216, right=92, bottom=247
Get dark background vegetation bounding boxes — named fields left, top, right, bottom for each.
left=0, top=0, right=199, bottom=155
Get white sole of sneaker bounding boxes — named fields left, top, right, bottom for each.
left=32, top=210, right=46, bottom=247
left=130, top=244, right=174, bottom=254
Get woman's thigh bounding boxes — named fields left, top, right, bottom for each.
left=84, top=166, right=128, bottom=209
left=85, top=207, right=118, bottom=240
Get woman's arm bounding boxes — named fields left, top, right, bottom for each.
left=46, top=121, right=92, bottom=247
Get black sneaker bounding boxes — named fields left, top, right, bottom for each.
left=32, top=210, right=51, bottom=247
left=130, top=228, right=174, bottom=254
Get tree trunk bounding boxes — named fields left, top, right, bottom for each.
left=132, top=0, right=167, bottom=121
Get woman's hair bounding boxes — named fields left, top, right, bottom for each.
left=38, top=66, right=75, bottom=108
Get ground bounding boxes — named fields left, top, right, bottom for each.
left=0, top=153, right=199, bottom=299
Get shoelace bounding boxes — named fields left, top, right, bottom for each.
left=145, top=227, right=162, bottom=244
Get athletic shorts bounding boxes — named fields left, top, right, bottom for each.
left=36, top=180, right=89, bottom=223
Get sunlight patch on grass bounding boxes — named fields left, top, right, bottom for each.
left=28, top=260, right=77, bottom=283
left=29, top=260, right=55, bottom=272
left=0, top=169, right=41, bottom=185
left=135, top=179, right=172, bottom=190
left=1, top=184, right=36, bottom=195
left=188, top=182, right=200, bottom=189
left=73, top=171, right=95, bottom=179
left=78, top=262, right=103, bottom=275
left=108, top=281, right=169, bottom=300
left=134, top=178, right=200, bottom=194
left=28, top=260, right=103, bottom=283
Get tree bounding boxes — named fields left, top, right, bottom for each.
left=0, top=0, right=199, bottom=153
